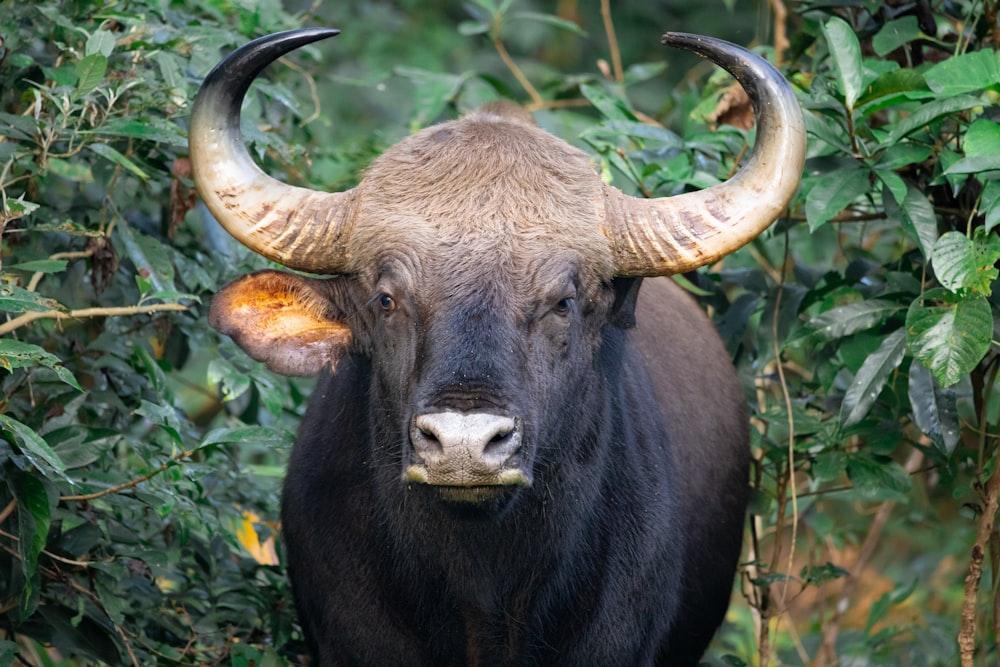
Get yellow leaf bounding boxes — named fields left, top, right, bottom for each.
left=235, top=508, right=279, bottom=566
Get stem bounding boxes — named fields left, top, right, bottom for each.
left=959, top=467, right=1000, bottom=666
left=60, top=448, right=201, bottom=502
left=491, top=15, right=544, bottom=111
left=0, top=303, right=188, bottom=336
left=769, top=230, right=798, bottom=666
left=599, top=0, right=623, bottom=84
left=770, top=0, right=789, bottom=67
left=0, top=499, right=15, bottom=525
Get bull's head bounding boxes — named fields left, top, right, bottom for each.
left=190, top=28, right=803, bottom=510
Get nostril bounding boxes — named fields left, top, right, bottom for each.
left=485, top=429, right=511, bottom=452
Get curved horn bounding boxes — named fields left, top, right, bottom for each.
left=603, top=33, right=805, bottom=277
left=189, top=28, right=356, bottom=274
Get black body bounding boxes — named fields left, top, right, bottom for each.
left=281, top=278, right=749, bottom=666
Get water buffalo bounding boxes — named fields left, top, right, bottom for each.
left=189, top=27, right=803, bottom=666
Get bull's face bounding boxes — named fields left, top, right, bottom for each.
left=191, top=28, right=804, bottom=510
left=210, top=108, right=620, bottom=510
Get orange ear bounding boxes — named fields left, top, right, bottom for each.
left=209, top=270, right=352, bottom=376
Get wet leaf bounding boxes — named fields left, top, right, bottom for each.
left=906, top=288, right=992, bottom=386
left=847, top=453, right=911, bottom=498
left=0, top=415, right=70, bottom=482
left=907, top=360, right=960, bottom=455
left=872, top=16, right=922, bottom=56
left=840, top=328, right=906, bottom=428
left=821, top=16, right=864, bottom=109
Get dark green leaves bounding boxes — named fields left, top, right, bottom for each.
left=906, top=288, right=992, bottom=387
left=840, top=329, right=906, bottom=428
left=932, top=230, right=1000, bottom=295
left=821, top=17, right=863, bottom=110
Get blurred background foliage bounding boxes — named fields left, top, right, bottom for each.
left=1, top=0, right=999, bottom=664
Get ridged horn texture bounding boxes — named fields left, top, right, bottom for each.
left=189, top=28, right=356, bottom=274
left=603, top=32, right=805, bottom=277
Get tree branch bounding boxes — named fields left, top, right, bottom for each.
left=60, top=447, right=201, bottom=502
left=600, top=0, right=623, bottom=84
left=0, top=303, right=188, bottom=336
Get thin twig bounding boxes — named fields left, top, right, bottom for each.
left=0, top=303, right=188, bottom=337
left=769, top=229, right=798, bottom=667
left=0, top=499, right=15, bottom=525
left=491, top=13, right=544, bottom=111
left=26, top=249, right=94, bottom=292
left=599, top=0, right=624, bottom=84
left=278, top=55, right=323, bottom=127
left=959, top=466, right=1000, bottom=665
left=770, top=0, right=789, bottom=68
left=60, top=448, right=201, bottom=502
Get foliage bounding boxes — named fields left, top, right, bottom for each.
left=2, top=0, right=1000, bottom=665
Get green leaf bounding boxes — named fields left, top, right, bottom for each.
left=2, top=196, right=40, bottom=221
left=85, top=29, right=116, bottom=57
left=983, top=180, right=1000, bottom=233
left=931, top=230, right=1000, bottom=294
left=623, top=61, right=668, bottom=86
left=458, top=21, right=490, bottom=36
left=115, top=222, right=175, bottom=296
left=943, top=155, right=1000, bottom=175
left=875, top=168, right=907, bottom=206
left=47, top=157, right=94, bottom=182
left=846, top=454, right=912, bottom=499
left=580, top=84, right=636, bottom=122
left=877, top=143, right=933, bottom=171
left=924, top=49, right=1000, bottom=96
left=872, top=16, right=922, bottom=56
left=793, top=299, right=903, bottom=344
left=884, top=182, right=937, bottom=260
left=135, top=400, right=182, bottom=443
left=12, top=471, right=52, bottom=610
left=906, top=288, right=992, bottom=386
left=86, top=117, right=188, bottom=148
left=202, top=425, right=294, bottom=448
left=805, top=163, right=871, bottom=230
left=908, top=360, right=961, bottom=455
left=0, top=339, right=83, bottom=390
left=965, top=118, right=1000, bottom=157
left=857, top=68, right=932, bottom=113
left=0, top=415, right=70, bottom=482
left=812, top=451, right=847, bottom=482
left=821, top=16, right=864, bottom=109
left=801, top=562, right=850, bottom=586
left=7, top=259, right=68, bottom=274
left=509, top=11, right=586, bottom=35
left=74, top=53, right=107, bottom=98
left=944, top=119, right=1000, bottom=175
left=86, top=142, right=149, bottom=180
left=395, top=67, right=470, bottom=128
left=0, top=281, right=65, bottom=313
left=840, top=328, right=907, bottom=428
left=886, top=95, right=984, bottom=145
left=208, top=357, right=252, bottom=402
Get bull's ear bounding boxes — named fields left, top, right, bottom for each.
left=209, top=270, right=353, bottom=376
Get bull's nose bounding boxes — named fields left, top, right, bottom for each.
left=405, top=412, right=527, bottom=487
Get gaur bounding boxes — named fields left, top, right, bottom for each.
left=189, top=26, right=804, bottom=666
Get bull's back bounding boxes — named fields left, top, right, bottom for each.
left=633, top=277, right=750, bottom=664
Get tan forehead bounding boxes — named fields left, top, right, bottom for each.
left=349, top=113, right=611, bottom=272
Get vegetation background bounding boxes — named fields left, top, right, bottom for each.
left=1, top=0, right=999, bottom=665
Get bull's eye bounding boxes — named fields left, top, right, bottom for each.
left=377, top=293, right=396, bottom=312
left=553, top=297, right=574, bottom=316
